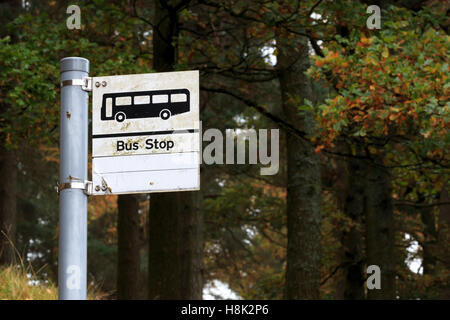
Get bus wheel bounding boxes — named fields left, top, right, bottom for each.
left=159, top=109, right=171, bottom=120
left=115, top=112, right=126, bottom=122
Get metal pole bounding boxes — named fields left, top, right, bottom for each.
left=59, top=57, right=89, bottom=300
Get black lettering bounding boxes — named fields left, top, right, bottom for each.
left=133, top=142, right=139, bottom=150
left=145, top=138, right=153, bottom=149
left=117, top=140, right=124, bottom=151
left=145, top=138, right=175, bottom=151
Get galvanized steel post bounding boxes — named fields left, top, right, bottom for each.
left=59, top=57, right=89, bottom=300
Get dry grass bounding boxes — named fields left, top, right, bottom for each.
left=0, top=266, right=58, bottom=300
left=0, top=265, right=106, bottom=300
left=0, top=233, right=106, bottom=300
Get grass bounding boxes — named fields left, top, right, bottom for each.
left=0, top=265, right=106, bottom=300
left=0, top=234, right=105, bottom=300
left=0, top=266, right=58, bottom=300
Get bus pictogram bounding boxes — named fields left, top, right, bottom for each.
left=101, top=88, right=190, bottom=122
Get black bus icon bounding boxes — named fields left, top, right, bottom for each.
left=101, top=88, right=190, bottom=122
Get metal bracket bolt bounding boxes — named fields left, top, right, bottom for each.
left=95, top=81, right=107, bottom=88
left=60, top=77, right=92, bottom=91
left=57, top=180, right=93, bottom=196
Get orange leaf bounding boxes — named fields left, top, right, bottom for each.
left=315, top=145, right=325, bottom=153
left=315, top=60, right=325, bottom=67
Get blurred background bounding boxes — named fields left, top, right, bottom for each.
left=0, top=0, right=448, bottom=300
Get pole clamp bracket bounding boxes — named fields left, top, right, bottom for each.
left=57, top=180, right=93, bottom=196
left=60, top=77, right=92, bottom=91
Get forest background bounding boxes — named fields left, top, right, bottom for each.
left=0, top=0, right=448, bottom=300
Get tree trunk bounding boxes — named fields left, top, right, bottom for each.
left=0, top=0, right=22, bottom=37
left=148, top=192, right=202, bottom=299
left=0, top=0, right=21, bottom=268
left=117, top=194, right=141, bottom=299
left=418, top=193, right=438, bottom=276
left=0, top=147, right=17, bottom=266
left=277, top=35, right=322, bottom=299
left=341, top=150, right=366, bottom=300
left=365, top=156, right=395, bottom=299
left=148, top=0, right=203, bottom=299
left=438, top=187, right=450, bottom=299
left=330, top=144, right=348, bottom=300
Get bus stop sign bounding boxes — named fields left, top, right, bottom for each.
left=91, top=70, right=200, bottom=195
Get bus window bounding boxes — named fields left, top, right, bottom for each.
left=171, top=93, right=187, bottom=103
left=116, top=96, right=132, bottom=106
left=134, top=95, right=150, bottom=105
left=152, top=94, right=168, bottom=104
left=106, top=98, right=113, bottom=118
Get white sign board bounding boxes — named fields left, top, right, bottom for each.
left=91, top=71, right=200, bottom=195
